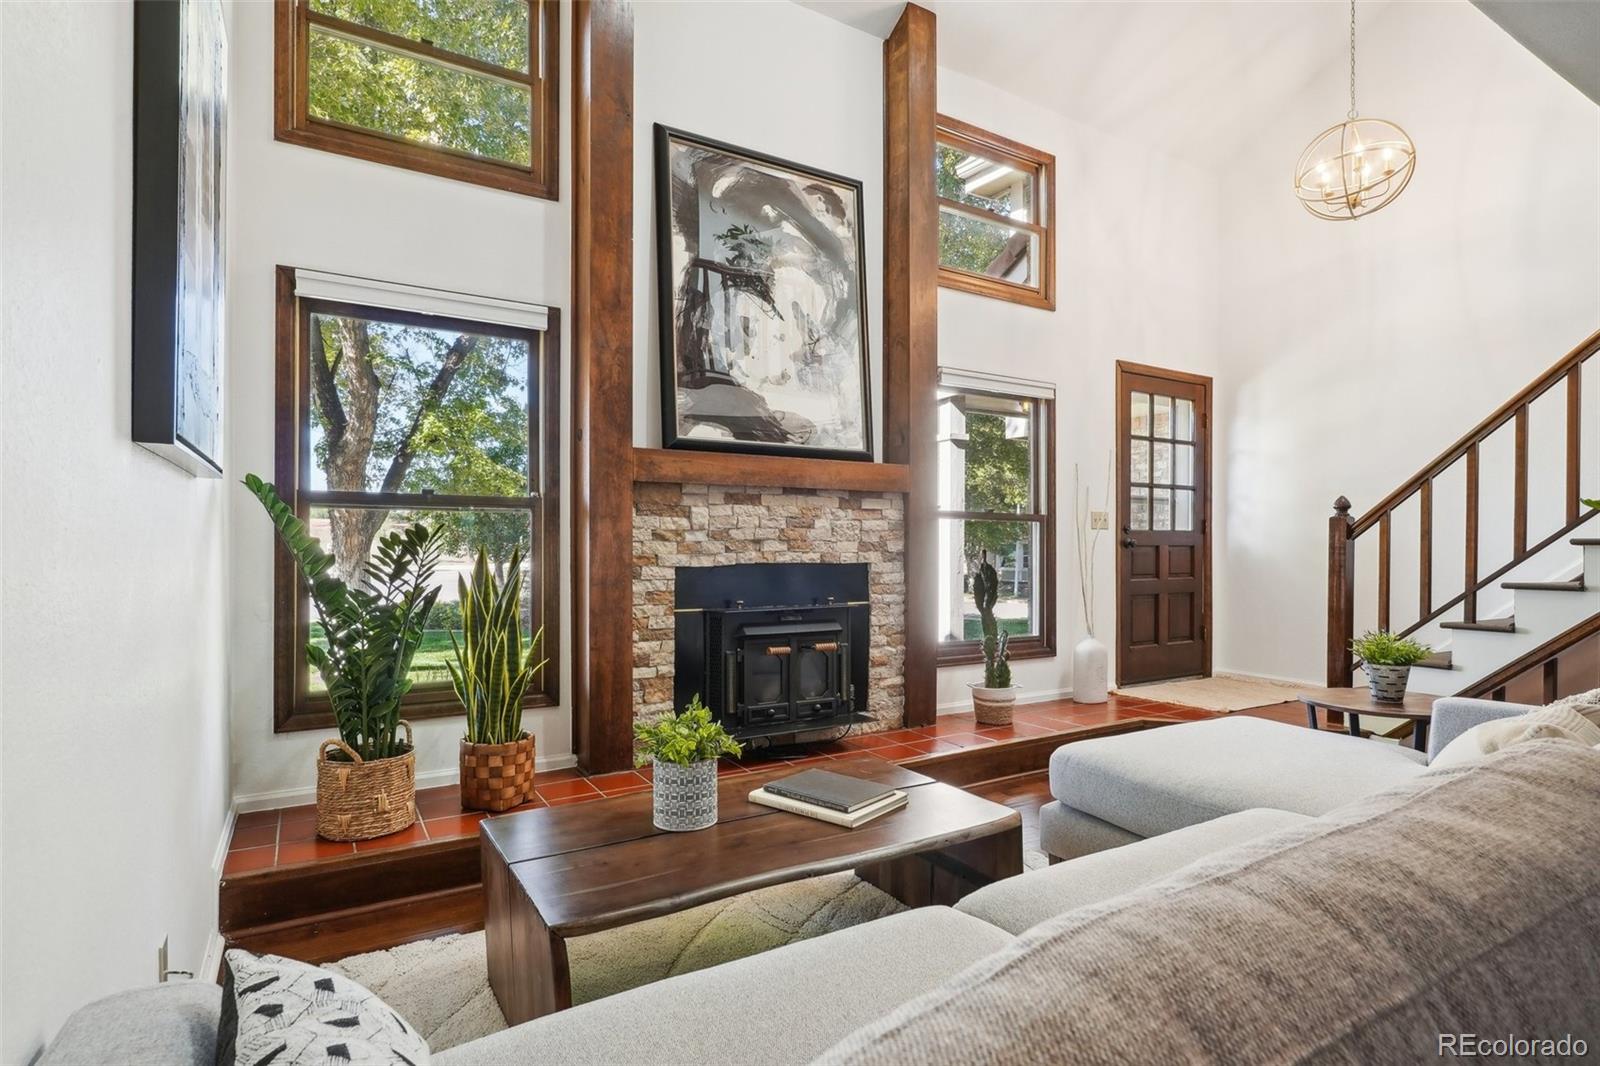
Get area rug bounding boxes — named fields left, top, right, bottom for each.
left=1115, top=672, right=1311, bottom=712
left=329, top=856, right=1047, bottom=1051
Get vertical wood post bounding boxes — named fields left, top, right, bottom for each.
left=1327, top=496, right=1355, bottom=687
left=1513, top=404, right=1529, bottom=557
left=1464, top=442, right=1480, bottom=624
left=571, top=0, right=635, bottom=773
left=1567, top=365, right=1583, bottom=525
left=883, top=3, right=939, bottom=727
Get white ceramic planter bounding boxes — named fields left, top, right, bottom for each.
left=651, top=757, right=719, bottom=832
left=969, top=683, right=1019, bottom=726
left=1072, top=636, right=1109, bottom=704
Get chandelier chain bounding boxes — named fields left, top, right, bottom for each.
left=1348, top=0, right=1358, bottom=119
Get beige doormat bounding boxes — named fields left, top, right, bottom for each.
left=1115, top=673, right=1311, bottom=712
left=329, top=856, right=1047, bottom=1051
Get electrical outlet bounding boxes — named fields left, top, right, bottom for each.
left=158, top=936, right=170, bottom=983
left=1089, top=511, right=1110, bottom=530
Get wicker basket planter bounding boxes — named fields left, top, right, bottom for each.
left=969, top=683, right=1019, bottom=726
left=652, top=758, right=719, bottom=832
left=316, top=722, right=417, bottom=842
left=460, top=734, right=537, bottom=813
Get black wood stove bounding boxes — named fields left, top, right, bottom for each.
left=674, top=563, right=872, bottom=742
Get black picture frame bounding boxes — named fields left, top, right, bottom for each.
left=132, top=0, right=227, bottom=477
left=653, top=124, right=874, bottom=462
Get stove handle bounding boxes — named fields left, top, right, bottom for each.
left=764, top=645, right=793, bottom=656
left=810, top=641, right=840, bottom=653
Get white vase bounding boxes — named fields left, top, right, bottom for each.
left=1072, top=636, right=1109, bottom=704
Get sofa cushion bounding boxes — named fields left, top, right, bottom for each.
left=1037, top=799, right=1141, bottom=860
left=1050, top=715, right=1426, bottom=838
left=435, top=907, right=1011, bottom=1066
left=816, top=741, right=1600, bottom=1065
left=957, top=808, right=1310, bottom=934
left=1430, top=706, right=1600, bottom=770
left=38, top=982, right=221, bottom=1066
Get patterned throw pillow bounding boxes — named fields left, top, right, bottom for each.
left=1429, top=705, right=1600, bottom=770
left=218, top=950, right=429, bottom=1066
left=1544, top=686, right=1600, bottom=730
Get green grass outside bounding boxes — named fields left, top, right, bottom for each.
left=307, top=626, right=458, bottom=691
left=961, top=617, right=1032, bottom=641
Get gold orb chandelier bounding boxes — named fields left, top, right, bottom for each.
left=1294, top=0, right=1416, bottom=221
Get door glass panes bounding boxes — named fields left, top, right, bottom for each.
left=1130, top=392, right=1150, bottom=435
left=1152, top=395, right=1172, bottom=438
left=1152, top=488, right=1173, bottom=531
left=1174, top=398, right=1195, bottom=442
left=1130, top=440, right=1150, bottom=483
left=1129, top=486, right=1150, bottom=531
left=1175, top=489, right=1195, bottom=532
left=1153, top=442, right=1172, bottom=484
left=1174, top=443, right=1194, bottom=486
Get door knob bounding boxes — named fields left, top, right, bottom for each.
left=1121, top=537, right=1137, bottom=548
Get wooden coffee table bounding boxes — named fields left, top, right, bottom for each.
left=481, top=754, right=1022, bottom=1025
left=1296, top=685, right=1437, bottom=751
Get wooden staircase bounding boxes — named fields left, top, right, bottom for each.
left=1327, top=328, right=1600, bottom=699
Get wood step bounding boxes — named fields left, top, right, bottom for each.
left=1502, top=578, right=1585, bottom=592
left=1440, top=616, right=1517, bottom=633
left=1414, top=651, right=1455, bottom=670
left=1573, top=538, right=1600, bottom=546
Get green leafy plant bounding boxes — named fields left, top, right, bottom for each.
left=1583, top=497, right=1599, bottom=512
left=1350, top=630, right=1432, bottom=667
left=973, top=555, right=1012, bottom=688
left=449, top=546, right=546, bottom=745
left=244, top=474, right=443, bottom=761
left=634, top=696, right=742, bottom=767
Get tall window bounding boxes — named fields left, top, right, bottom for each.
left=935, top=370, right=1056, bottom=665
left=271, top=267, right=560, bottom=732
left=936, top=116, right=1055, bottom=311
left=274, top=0, right=559, bottom=198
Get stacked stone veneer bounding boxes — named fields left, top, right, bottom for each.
left=632, top=482, right=906, bottom=733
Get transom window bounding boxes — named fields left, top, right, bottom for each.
left=1127, top=390, right=1198, bottom=531
left=936, top=115, right=1055, bottom=311
left=935, top=370, right=1057, bottom=665
left=275, top=0, right=559, bottom=198
left=271, top=267, right=560, bottom=732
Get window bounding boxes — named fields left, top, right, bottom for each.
left=274, top=0, right=559, bottom=198
left=935, top=369, right=1056, bottom=665
left=271, top=267, right=560, bottom=732
left=936, top=116, right=1055, bottom=310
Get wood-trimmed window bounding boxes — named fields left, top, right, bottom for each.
left=935, top=370, right=1056, bottom=667
left=274, top=0, right=559, bottom=199
left=271, top=266, right=561, bottom=733
left=936, top=115, right=1055, bottom=311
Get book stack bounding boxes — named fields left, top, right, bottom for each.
left=750, top=768, right=908, bottom=828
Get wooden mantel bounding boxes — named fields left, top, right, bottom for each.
left=632, top=448, right=912, bottom=494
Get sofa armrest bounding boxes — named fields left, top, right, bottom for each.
left=1427, top=698, right=1535, bottom=761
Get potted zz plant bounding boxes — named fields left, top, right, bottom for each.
left=449, top=547, right=546, bottom=812
left=244, top=474, right=443, bottom=842
left=634, top=696, right=742, bottom=832
left=1351, top=630, right=1432, bottom=704
left=968, top=556, right=1018, bottom=726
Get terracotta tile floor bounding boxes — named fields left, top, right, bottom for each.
left=222, top=695, right=1268, bottom=876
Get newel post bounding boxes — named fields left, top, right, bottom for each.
left=1326, top=496, right=1355, bottom=687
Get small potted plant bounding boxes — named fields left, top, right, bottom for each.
left=449, top=547, right=546, bottom=813
left=244, top=474, right=442, bottom=841
left=1351, top=630, right=1432, bottom=704
left=634, top=696, right=742, bottom=832
left=968, top=556, right=1018, bottom=725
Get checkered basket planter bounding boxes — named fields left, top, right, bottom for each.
left=460, top=734, right=537, bottom=813
left=652, top=758, right=719, bottom=832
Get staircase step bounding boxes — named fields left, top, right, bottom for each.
left=1415, top=651, right=1455, bottom=670
left=1440, top=616, right=1517, bottom=633
left=1573, top=538, right=1600, bottom=546
left=1502, top=578, right=1586, bottom=592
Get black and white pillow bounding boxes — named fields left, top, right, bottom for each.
left=218, top=950, right=429, bottom=1066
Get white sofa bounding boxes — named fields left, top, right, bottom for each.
left=1038, top=697, right=1530, bottom=859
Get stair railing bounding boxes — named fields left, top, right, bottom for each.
left=1327, top=328, right=1600, bottom=687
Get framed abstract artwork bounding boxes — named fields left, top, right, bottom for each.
left=654, top=125, right=873, bottom=461
left=133, top=0, right=227, bottom=477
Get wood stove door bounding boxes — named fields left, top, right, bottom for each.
left=792, top=637, right=845, bottom=722
left=739, top=639, right=793, bottom=728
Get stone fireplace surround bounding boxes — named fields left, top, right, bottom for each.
left=632, top=481, right=906, bottom=734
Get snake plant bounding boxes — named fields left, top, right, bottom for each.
left=972, top=556, right=1012, bottom=689
left=448, top=547, right=546, bottom=745
left=244, top=474, right=443, bottom=761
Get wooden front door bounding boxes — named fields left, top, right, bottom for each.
left=1116, top=363, right=1211, bottom=686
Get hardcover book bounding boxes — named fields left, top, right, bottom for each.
left=761, top=768, right=898, bottom=813
left=749, top=787, right=908, bottom=829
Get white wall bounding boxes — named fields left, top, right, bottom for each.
left=225, top=0, right=573, bottom=803
left=1213, top=0, right=1600, bottom=684
left=933, top=67, right=1225, bottom=707
left=0, top=3, right=232, bottom=1059
left=631, top=0, right=884, bottom=455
